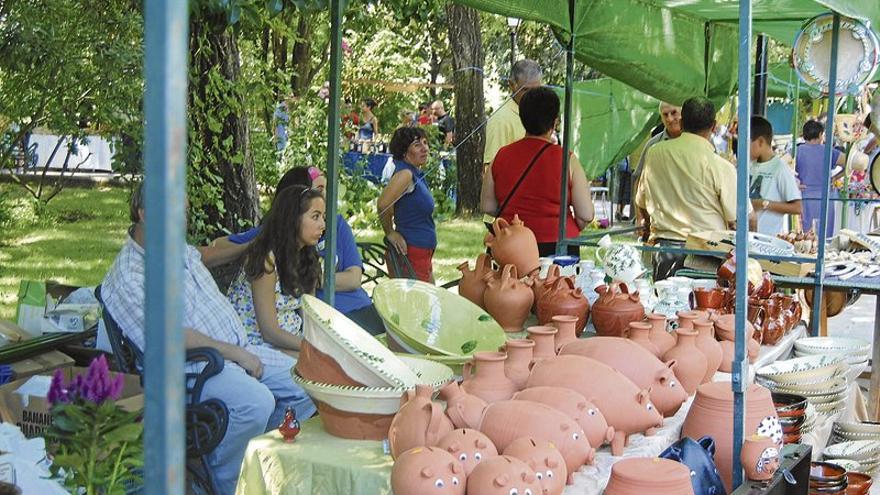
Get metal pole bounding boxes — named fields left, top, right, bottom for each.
left=556, top=0, right=575, bottom=255
left=732, top=0, right=753, bottom=489
left=810, top=15, right=841, bottom=336
left=753, top=35, right=769, bottom=116
left=791, top=76, right=801, bottom=231
left=323, top=0, right=343, bottom=305
left=143, top=0, right=188, bottom=493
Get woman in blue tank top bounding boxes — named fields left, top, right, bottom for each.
left=358, top=98, right=378, bottom=141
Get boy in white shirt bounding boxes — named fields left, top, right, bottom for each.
left=749, top=115, right=802, bottom=234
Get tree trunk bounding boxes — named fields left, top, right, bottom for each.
left=446, top=4, right=485, bottom=216
left=290, top=13, right=315, bottom=97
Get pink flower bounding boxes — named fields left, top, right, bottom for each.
left=342, top=39, right=351, bottom=56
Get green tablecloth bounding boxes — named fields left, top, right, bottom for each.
left=235, top=417, right=393, bottom=495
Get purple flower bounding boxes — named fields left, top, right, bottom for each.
left=49, top=356, right=124, bottom=406
left=47, top=369, right=69, bottom=406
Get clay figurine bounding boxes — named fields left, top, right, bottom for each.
left=484, top=215, right=541, bottom=277
left=436, top=428, right=499, bottom=476
left=391, top=446, right=466, bottom=495
left=438, top=381, right=488, bottom=430
left=503, top=437, right=568, bottom=494
left=483, top=264, right=534, bottom=333
left=465, top=455, right=541, bottom=495
left=513, top=386, right=615, bottom=449
left=741, top=435, right=780, bottom=482
left=278, top=406, right=301, bottom=443
left=461, top=351, right=517, bottom=403
left=389, top=384, right=455, bottom=459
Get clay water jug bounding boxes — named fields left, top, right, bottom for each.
left=551, top=314, right=579, bottom=352
left=457, top=253, right=496, bottom=309
left=531, top=264, right=561, bottom=312
left=526, top=326, right=558, bottom=362
left=536, top=277, right=590, bottom=335
left=500, top=339, right=534, bottom=391
left=591, top=283, right=645, bottom=337
left=741, top=435, right=780, bottom=481
left=461, top=351, right=517, bottom=403
left=389, top=384, right=455, bottom=459
left=693, top=319, right=722, bottom=383
left=718, top=339, right=760, bottom=372
left=676, top=310, right=700, bottom=331
left=626, top=321, right=660, bottom=357
left=663, top=329, right=707, bottom=395
left=647, top=313, right=676, bottom=355
left=484, top=215, right=540, bottom=277
left=483, top=264, right=533, bottom=333
left=438, top=381, right=488, bottom=430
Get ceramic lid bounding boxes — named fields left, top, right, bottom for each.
left=609, top=457, right=693, bottom=488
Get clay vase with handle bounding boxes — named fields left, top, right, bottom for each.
left=483, top=264, right=534, bottom=333
left=457, top=253, right=496, bottom=309
left=647, top=313, right=677, bottom=356
left=527, top=326, right=559, bottom=363
left=531, top=264, right=561, bottom=312
left=438, top=381, right=488, bottom=430
left=500, top=339, right=535, bottom=391
left=389, top=384, right=455, bottom=459
left=693, top=319, right=722, bottom=383
left=591, top=283, right=645, bottom=337
left=484, top=215, right=540, bottom=277
left=626, top=321, right=661, bottom=357
left=536, top=277, right=590, bottom=335
left=760, top=299, right=785, bottom=346
left=551, top=315, right=579, bottom=352
left=461, top=351, right=517, bottom=403
left=663, top=329, right=707, bottom=395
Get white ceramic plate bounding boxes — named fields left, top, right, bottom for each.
left=835, top=422, right=880, bottom=435
left=794, top=337, right=871, bottom=355
left=756, top=355, right=846, bottom=382
left=760, top=375, right=848, bottom=395
left=824, top=440, right=880, bottom=461
left=815, top=399, right=847, bottom=414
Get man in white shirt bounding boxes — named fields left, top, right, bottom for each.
left=748, top=115, right=802, bottom=235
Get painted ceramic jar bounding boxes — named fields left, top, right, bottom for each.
left=591, top=283, right=645, bottom=337
left=484, top=215, right=540, bottom=277
left=457, top=253, right=496, bottom=309
left=653, top=281, right=692, bottom=320
left=596, top=234, right=646, bottom=285
left=741, top=435, right=780, bottom=481
left=483, top=264, right=534, bottom=333
left=662, top=329, right=707, bottom=395
left=461, top=351, right=517, bottom=404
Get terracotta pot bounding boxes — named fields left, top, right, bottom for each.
left=592, top=283, right=645, bottom=337
left=559, top=337, right=687, bottom=418
left=461, top=351, right=517, bottom=403
left=604, top=457, right=695, bottom=495
left=391, top=446, right=466, bottom=495
left=714, top=313, right=759, bottom=343
left=536, top=277, right=590, bottom=335
left=483, top=264, right=534, bottom=333
left=790, top=294, right=803, bottom=325
left=747, top=303, right=766, bottom=339
left=500, top=339, right=535, bottom=391
left=527, top=326, right=559, bottom=362
left=466, top=455, right=541, bottom=495
left=693, top=319, right=722, bottom=383
left=527, top=355, right=664, bottom=456
left=551, top=315, right=579, bottom=352
left=682, top=382, right=781, bottom=492
left=484, top=215, right=540, bottom=277
left=760, top=299, right=785, bottom=346
left=389, top=384, right=455, bottom=459
left=315, top=401, right=393, bottom=440
left=513, top=386, right=615, bottom=449
left=694, top=287, right=725, bottom=310
left=503, top=437, right=568, bottom=494
left=296, top=339, right=366, bottom=387
left=438, top=381, right=487, bottom=430
left=625, top=321, right=661, bottom=357
left=741, top=435, right=780, bottom=481
left=845, top=472, right=873, bottom=495
left=718, top=339, right=760, bottom=372
left=457, top=253, right=496, bottom=309
left=647, top=313, right=677, bottom=355
left=676, top=310, right=700, bottom=331
left=436, top=428, right=498, bottom=476
left=531, top=264, right=561, bottom=312
left=662, top=329, right=707, bottom=395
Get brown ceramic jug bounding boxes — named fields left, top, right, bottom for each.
left=662, top=329, right=707, bottom=395
left=483, top=264, right=534, bottom=333
left=484, top=215, right=540, bottom=277
left=625, top=320, right=661, bottom=357
left=461, top=351, right=517, bottom=403
left=466, top=455, right=541, bottom=495
left=389, top=384, right=455, bottom=459
left=760, top=299, right=785, bottom=346
left=604, top=457, right=695, bottom=495
left=741, top=434, right=779, bottom=482
left=531, top=264, right=561, bottom=312
left=391, top=446, right=466, bottom=495
left=436, top=428, right=498, bottom=476
left=457, top=253, right=496, bottom=309
left=502, top=437, right=568, bottom=494
left=438, top=381, right=488, bottom=430
left=527, top=325, right=559, bottom=363
left=693, top=318, right=723, bottom=383
left=513, top=386, right=615, bottom=450
left=500, top=339, right=535, bottom=391
left=551, top=314, right=579, bottom=352
left=536, top=277, right=590, bottom=335
left=780, top=295, right=796, bottom=332
left=694, top=287, right=725, bottom=310
left=647, top=313, right=677, bottom=356
left=591, top=283, right=645, bottom=337
left=790, top=294, right=803, bottom=325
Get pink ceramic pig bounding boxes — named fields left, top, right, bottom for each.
left=503, top=436, right=568, bottom=495
left=466, top=455, right=542, bottom=495
left=526, top=355, right=664, bottom=456
left=392, top=446, right=466, bottom=495
left=390, top=384, right=455, bottom=459
left=477, top=400, right=594, bottom=484
left=512, top=386, right=615, bottom=449
left=436, top=429, right=499, bottom=476
left=559, top=337, right=688, bottom=418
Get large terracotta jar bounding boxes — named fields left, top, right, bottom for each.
left=527, top=326, right=558, bottom=362
left=503, top=437, right=568, bottom=495
left=604, top=457, right=695, bottom=495
left=531, top=264, right=561, bottom=312
left=484, top=215, right=540, bottom=277
left=536, top=277, right=590, bottom=335
left=457, top=253, right=496, bottom=309
left=389, top=384, right=455, bottom=459
left=625, top=321, right=660, bottom=357
left=682, top=382, right=781, bottom=492
left=647, top=313, right=676, bottom=355
left=513, top=386, right=615, bottom=449
left=461, top=351, right=517, bottom=403
left=483, top=264, right=534, bottom=333
left=662, top=329, right=707, bottom=395
left=500, top=339, right=535, bottom=391
left=693, top=318, right=722, bottom=383
left=551, top=315, right=579, bottom=352
left=438, top=381, right=488, bottom=430
left=591, top=283, right=645, bottom=337
left=391, top=446, right=466, bottom=495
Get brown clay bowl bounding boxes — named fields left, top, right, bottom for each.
left=779, top=414, right=807, bottom=430
left=784, top=432, right=802, bottom=444
left=845, top=472, right=872, bottom=495
left=811, top=462, right=848, bottom=483
left=773, top=392, right=809, bottom=413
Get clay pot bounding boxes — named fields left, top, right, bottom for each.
left=551, top=315, right=579, bottom=352
left=592, top=283, right=645, bottom=337
left=484, top=215, right=540, bottom=277
left=682, top=382, right=781, bottom=492
left=626, top=321, right=661, bottom=357
left=389, top=384, right=455, bottom=459
left=483, top=264, right=534, bottom=333
left=662, top=329, right=706, bottom=395
left=436, top=428, right=498, bottom=476
left=531, top=264, right=561, bottom=312
left=741, top=435, right=780, bottom=481
left=527, top=326, right=559, bottom=362
left=747, top=302, right=766, bottom=338
left=694, top=287, right=725, bottom=310
left=790, top=294, right=803, bottom=325
left=503, top=437, right=568, bottom=494
left=461, top=352, right=517, bottom=403
left=718, top=339, right=760, bottom=372
left=391, top=446, right=466, bottom=495
left=647, top=313, right=677, bottom=356
left=457, top=253, right=496, bottom=309
left=713, top=313, right=759, bottom=343
left=315, top=401, right=393, bottom=440
left=846, top=472, right=873, bottom=495
left=438, top=381, right=487, bottom=430
left=466, top=455, right=541, bottom=495
left=500, top=339, right=535, bottom=391
left=693, top=319, right=722, bottom=383
left=536, top=277, right=590, bottom=335
left=760, top=299, right=786, bottom=346
left=604, top=457, right=695, bottom=495
left=675, top=310, right=700, bottom=331
left=513, top=386, right=615, bottom=449
left=780, top=295, right=796, bottom=332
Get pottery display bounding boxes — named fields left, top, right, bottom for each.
left=558, top=337, right=687, bottom=418
left=596, top=234, right=646, bottom=284
left=461, top=351, right=517, bottom=403
left=662, top=329, right=707, bottom=395
left=647, top=313, right=677, bottom=355
left=500, top=339, right=535, bottom=391
left=457, top=254, right=496, bottom=309
left=551, top=315, right=579, bottom=352
left=389, top=384, right=455, bottom=459
left=693, top=318, right=723, bottom=383
left=438, top=381, right=488, bottom=430
left=436, top=428, right=498, bottom=476
left=625, top=320, right=660, bottom=357
left=741, top=435, right=780, bottom=481
left=536, top=277, right=590, bottom=335
left=682, top=382, right=780, bottom=491
left=465, top=455, right=541, bottom=495
left=591, top=283, right=645, bottom=337
left=526, top=355, right=664, bottom=456
left=513, top=386, right=615, bottom=449
left=484, top=264, right=534, bottom=333
left=503, top=436, right=568, bottom=494
left=527, top=326, right=559, bottom=362
left=531, top=264, right=562, bottom=312
left=484, top=215, right=540, bottom=277
left=604, top=457, right=695, bottom=495
left=391, top=446, right=466, bottom=495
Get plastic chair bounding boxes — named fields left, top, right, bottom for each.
left=94, top=286, right=228, bottom=495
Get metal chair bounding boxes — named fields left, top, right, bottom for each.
left=356, top=238, right=417, bottom=283
left=94, top=286, right=229, bottom=495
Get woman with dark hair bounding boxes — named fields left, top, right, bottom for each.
left=480, top=86, right=594, bottom=258
left=358, top=98, right=379, bottom=141
left=377, top=126, right=436, bottom=282
left=227, top=185, right=325, bottom=354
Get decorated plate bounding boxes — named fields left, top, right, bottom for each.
left=835, top=422, right=880, bottom=435
left=749, top=232, right=795, bottom=256
left=793, top=13, right=880, bottom=95
left=756, top=355, right=846, bottom=382
left=794, top=336, right=871, bottom=355
left=824, top=440, right=880, bottom=461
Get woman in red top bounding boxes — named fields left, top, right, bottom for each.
left=480, top=86, right=594, bottom=257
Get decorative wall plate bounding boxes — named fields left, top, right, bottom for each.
left=793, top=13, right=880, bottom=95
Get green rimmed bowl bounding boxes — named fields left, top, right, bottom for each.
left=376, top=332, right=469, bottom=375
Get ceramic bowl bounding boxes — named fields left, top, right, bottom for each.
left=835, top=422, right=880, bottom=435
left=763, top=376, right=848, bottom=396
left=811, top=461, right=849, bottom=483
left=826, top=459, right=863, bottom=472
left=773, top=392, right=808, bottom=414
left=794, top=337, right=871, bottom=356
left=845, top=472, right=873, bottom=494
left=756, top=355, right=847, bottom=383
left=816, top=399, right=848, bottom=415
left=378, top=332, right=469, bottom=375
left=824, top=441, right=880, bottom=462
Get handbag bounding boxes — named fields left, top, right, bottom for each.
left=484, top=142, right=553, bottom=234
left=659, top=436, right=727, bottom=495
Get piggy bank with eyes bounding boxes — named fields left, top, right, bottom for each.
left=513, top=386, right=615, bottom=449
left=503, top=436, right=567, bottom=495
left=436, top=429, right=498, bottom=476
left=466, top=455, right=541, bottom=495
left=391, top=446, right=466, bottom=495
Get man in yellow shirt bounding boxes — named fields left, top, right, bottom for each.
left=635, top=96, right=754, bottom=280
left=483, top=59, right=543, bottom=167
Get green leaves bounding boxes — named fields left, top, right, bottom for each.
left=460, top=339, right=477, bottom=354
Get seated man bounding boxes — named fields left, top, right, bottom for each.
left=101, top=184, right=315, bottom=495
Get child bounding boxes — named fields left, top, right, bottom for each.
left=748, top=116, right=802, bottom=235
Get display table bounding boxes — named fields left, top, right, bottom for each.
left=712, top=325, right=807, bottom=384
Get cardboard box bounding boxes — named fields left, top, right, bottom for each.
left=685, top=230, right=816, bottom=277
left=0, top=366, right=143, bottom=439
left=0, top=320, right=33, bottom=348
left=15, top=281, right=98, bottom=336
left=9, top=350, right=75, bottom=381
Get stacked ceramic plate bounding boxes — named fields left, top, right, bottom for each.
left=802, top=402, right=818, bottom=435
left=756, top=355, right=850, bottom=416
left=832, top=422, right=880, bottom=446
left=373, top=279, right=507, bottom=374
left=794, top=337, right=870, bottom=383
left=823, top=440, right=880, bottom=474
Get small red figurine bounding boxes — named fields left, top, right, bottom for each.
left=278, top=406, right=301, bottom=443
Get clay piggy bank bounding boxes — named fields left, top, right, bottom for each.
left=478, top=400, right=593, bottom=484
left=512, top=386, right=614, bottom=449
left=466, top=455, right=542, bottom=495
left=391, top=446, right=466, bottom=495
left=526, top=355, right=664, bottom=456
left=436, top=429, right=499, bottom=476
left=503, top=436, right=568, bottom=495
left=559, top=337, right=687, bottom=418
left=390, top=384, right=455, bottom=459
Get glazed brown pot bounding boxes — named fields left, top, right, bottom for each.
left=662, top=329, right=707, bottom=395
left=741, top=435, right=780, bottom=481
left=295, top=339, right=366, bottom=387
left=462, top=351, right=518, bottom=403
left=500, top=338, right=535, bottom=391
left=551, top=315, right=579, bottom=352
left=626, top=321, right=661, bottom=357
left=513, top=386, right=615, bottom=449
left=436, top=428, right=499, bottom=476
left=484, top=215, right=540, bottom=277
left=761, top=299, right=786, bottom=346
left=693, top=319, right=723, bottom=383
left=483, top=264, right=534, bottom=333
left=604, top=457, right=695, bottom=495
left=647, top=313, right=677, bottom=356
left=457, top=253, right=496, bottom=309
left=694, top=287, right=725, bottom=310
left=591, top=283, right=645, bottom=337
left=531, top=264, right=561, bottom=312
left=536, top=277, right=590, bottom=335
left=527, top=326, right=559, bottom=362
left=391, top=446, right=466, bottom=495
left=389, top=384, right=455, bottom=459
left=438, top=381, right=487, bottom=430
